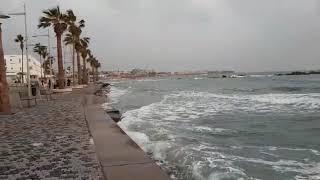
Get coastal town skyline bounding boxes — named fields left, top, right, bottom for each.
left=2, top=0, right=320, bottom=72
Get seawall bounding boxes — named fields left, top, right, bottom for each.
left=82, top=86, right=170, bottom=180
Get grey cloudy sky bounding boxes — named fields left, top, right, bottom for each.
left=1, top=0, right=320, bottom=72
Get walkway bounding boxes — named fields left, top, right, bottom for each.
left=0, top=92, right=103, bottom=179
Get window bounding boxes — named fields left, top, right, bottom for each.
left=19, top=59, right=21, bottom=63
left=10, top=59, right=12, bottom=62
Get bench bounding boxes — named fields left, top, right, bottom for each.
left=40, top=88, right=53, bottom=101
left=18, top=91, right=37, bottom=107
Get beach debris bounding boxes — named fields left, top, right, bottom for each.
left=89, top=138, right=94, bottom=145
left=32, top=142, right=43, bottom=147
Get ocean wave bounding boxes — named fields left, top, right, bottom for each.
left=165, top=91, right=320, bottom=112
left=105, top=86, right=130, bottom=104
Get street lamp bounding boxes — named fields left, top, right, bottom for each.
left=8, top=3, right=32, bottom=105
left=0, top=13, right=11, bottom=114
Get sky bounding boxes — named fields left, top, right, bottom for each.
left=1, top=0, right=320, bottom=72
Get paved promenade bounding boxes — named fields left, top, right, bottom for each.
left=0, top=92, right=103, bottom=179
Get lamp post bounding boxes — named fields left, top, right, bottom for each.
left=0, top=13, right=11, bottom=114
left=8, top=3, right=31, bottom=104
left=32, top=29, right=53, bottom=89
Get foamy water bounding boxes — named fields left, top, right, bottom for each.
left=105, top=76, right=320, bottom=180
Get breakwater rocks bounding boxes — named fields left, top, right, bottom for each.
left=106, top=109, right=122, bottom=123
left=98, top=82, right=122, bottom=123
left=276, top=70, right=320, bottom=76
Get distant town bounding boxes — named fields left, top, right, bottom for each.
left=5, top=54, right=320, bottom=84
left=98, top=69, right=238, bottom=79
left=99, top=69, right=320, bottom=80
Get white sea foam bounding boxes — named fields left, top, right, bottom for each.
left=102, top=86, right=130, bottom=109
left=122, top=130, right=150, bottom=151
left=192, top=126, right=234, bottom=135
left=266, top=146, right=320, bottom=156
left=108, top=87, right=130, bottom=103
left=249, top=74, right=273, bottom=78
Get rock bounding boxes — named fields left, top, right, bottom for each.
left=106, top=109, right=122, bottom=123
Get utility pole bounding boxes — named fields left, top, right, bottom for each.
left=24, top=3, right=31, bottom=106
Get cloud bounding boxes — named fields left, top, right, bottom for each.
left=1, top=0, right=320, bottom=72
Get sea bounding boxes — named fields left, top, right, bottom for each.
left=103, top=74, right=320, bottom=180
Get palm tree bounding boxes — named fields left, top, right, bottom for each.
left=43, top=58, right=51, bottom=77
left=33, top=43, right=47, bottom=78
left=92, top=58, right=100, bottom=83
left=79, top=37, right=90, bottom=84
left=41, top=49, right=49, bottom=78
left=88, top=54, right=95, bottom=82
left=38, top=6, right=69, bottom=89
left=14, top=34, right=24, bottom=83
left=64, top=11, right=85, bottom=85
left=95, top=61, right=101, bottom=82
left=0, top=23, right=11, bottom=113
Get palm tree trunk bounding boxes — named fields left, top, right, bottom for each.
left=39, top=55, right=43, bottom=79
left=72, top=45, right=75, bottom=86
left=0, top=23, right=11, bottom=114
left=56, top=33, right=65, bottom=89
left=95, top=67, right=98, bottom=81
left=21, top=49, right=24, bottom=83
left=76, top=52, right=81, bottom=84
left=82, top=58, right=87, bottom=84
left=92, top=66, right=95, bottom=83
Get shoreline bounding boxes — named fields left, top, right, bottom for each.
left=82, top=85, right=171, bottom=180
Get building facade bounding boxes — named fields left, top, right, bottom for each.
left=4, top=55, right=42, bottom=83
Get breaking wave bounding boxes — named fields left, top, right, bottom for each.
left=102, top=87, right=130, bottom=110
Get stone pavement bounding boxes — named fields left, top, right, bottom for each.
left=0, top=92, right=103, bottom=180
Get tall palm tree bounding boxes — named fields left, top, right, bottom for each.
left=38, top=6, right=69, bottom=89
left=43, top=58, right=51, bottom=77
left=33, top=43, right=47, bottom=78
left=0, top=23, right=11, bottom=113
left=91, top=57, right=100, bottom=83
left=95, top=61, right=101, bottom=82
left=88, top=54, right=95, bottom=82
left=79, top=37, right=90, bottom=84
left=64, top=11, right=85, bottom=85
left=41, top=49, right=49, bottom=78
left=14, top=34, right=24, bottom=83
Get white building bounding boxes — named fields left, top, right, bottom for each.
left=4, top=55, right=42, bottom=83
